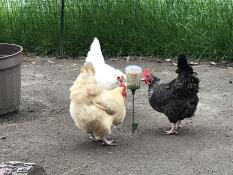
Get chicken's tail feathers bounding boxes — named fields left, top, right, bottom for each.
left=86, top=37, right=105, bottom=64
left=81, top=62, right=96, bottom=75
left=177, top=54, right=200, bottom=85
left=177, top=54, right=193, bottom=73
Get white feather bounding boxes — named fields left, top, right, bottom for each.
left=85, top=38, right=125, bottom=90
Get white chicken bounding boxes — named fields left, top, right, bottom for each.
left=85, top=37, right=126, bottom=90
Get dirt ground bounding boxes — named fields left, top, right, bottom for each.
left=0, top=56, right=233, bottom=175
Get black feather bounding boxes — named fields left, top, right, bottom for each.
left=176, top=54, right=193, bottom=74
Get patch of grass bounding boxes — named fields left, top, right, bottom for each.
left=0, top=0, right=233, bottom=60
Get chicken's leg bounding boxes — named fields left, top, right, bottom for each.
left=164, top=123, right=178, bottom=135
left=89, top=132, right=102, bottom=142
left=102, top=137, right=117, bottom=146
left=175, top=120, right=182, bottom=129
left=169, top=120, right=182, bottom=130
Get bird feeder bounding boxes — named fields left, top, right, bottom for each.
left=125, top=65, right=142, bottom=133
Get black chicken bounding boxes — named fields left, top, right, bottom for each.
left=142, top=55, right=199, bottom=134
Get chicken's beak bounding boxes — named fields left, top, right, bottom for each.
left=141, top=78, right=146, bottom=81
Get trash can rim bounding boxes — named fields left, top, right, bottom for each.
left=0, top=43, right=23, bottom=59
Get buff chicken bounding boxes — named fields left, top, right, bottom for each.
left=69, top=62, right=127, bottom=146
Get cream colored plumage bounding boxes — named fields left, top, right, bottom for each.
left=69, top=62, right=126, bottom=146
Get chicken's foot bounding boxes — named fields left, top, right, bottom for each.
left=89, top=133, right=102, bottom=142
left=102, top=138, right=117, bottom=146
left=164, top=124, right=178, bottom=135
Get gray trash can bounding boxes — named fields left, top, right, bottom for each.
left=0, top=43, right=23, bottom=115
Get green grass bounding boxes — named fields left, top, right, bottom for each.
left=0, top=0, right=233, bottom=60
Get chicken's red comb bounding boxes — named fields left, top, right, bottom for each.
left=143, top=68, right=151, bottom=76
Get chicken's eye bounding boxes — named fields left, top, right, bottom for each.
left=117, top=76, right=121, bottom=81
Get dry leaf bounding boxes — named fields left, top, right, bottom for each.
left=210, top=61, right=217, bottom=65
left=48, top=60, right=55, bottom=64
left=71, top=64, right=78, bottom=67
left=190, top=61, right=198, bottom=65
left=110, top=58, right=119, bottom=61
